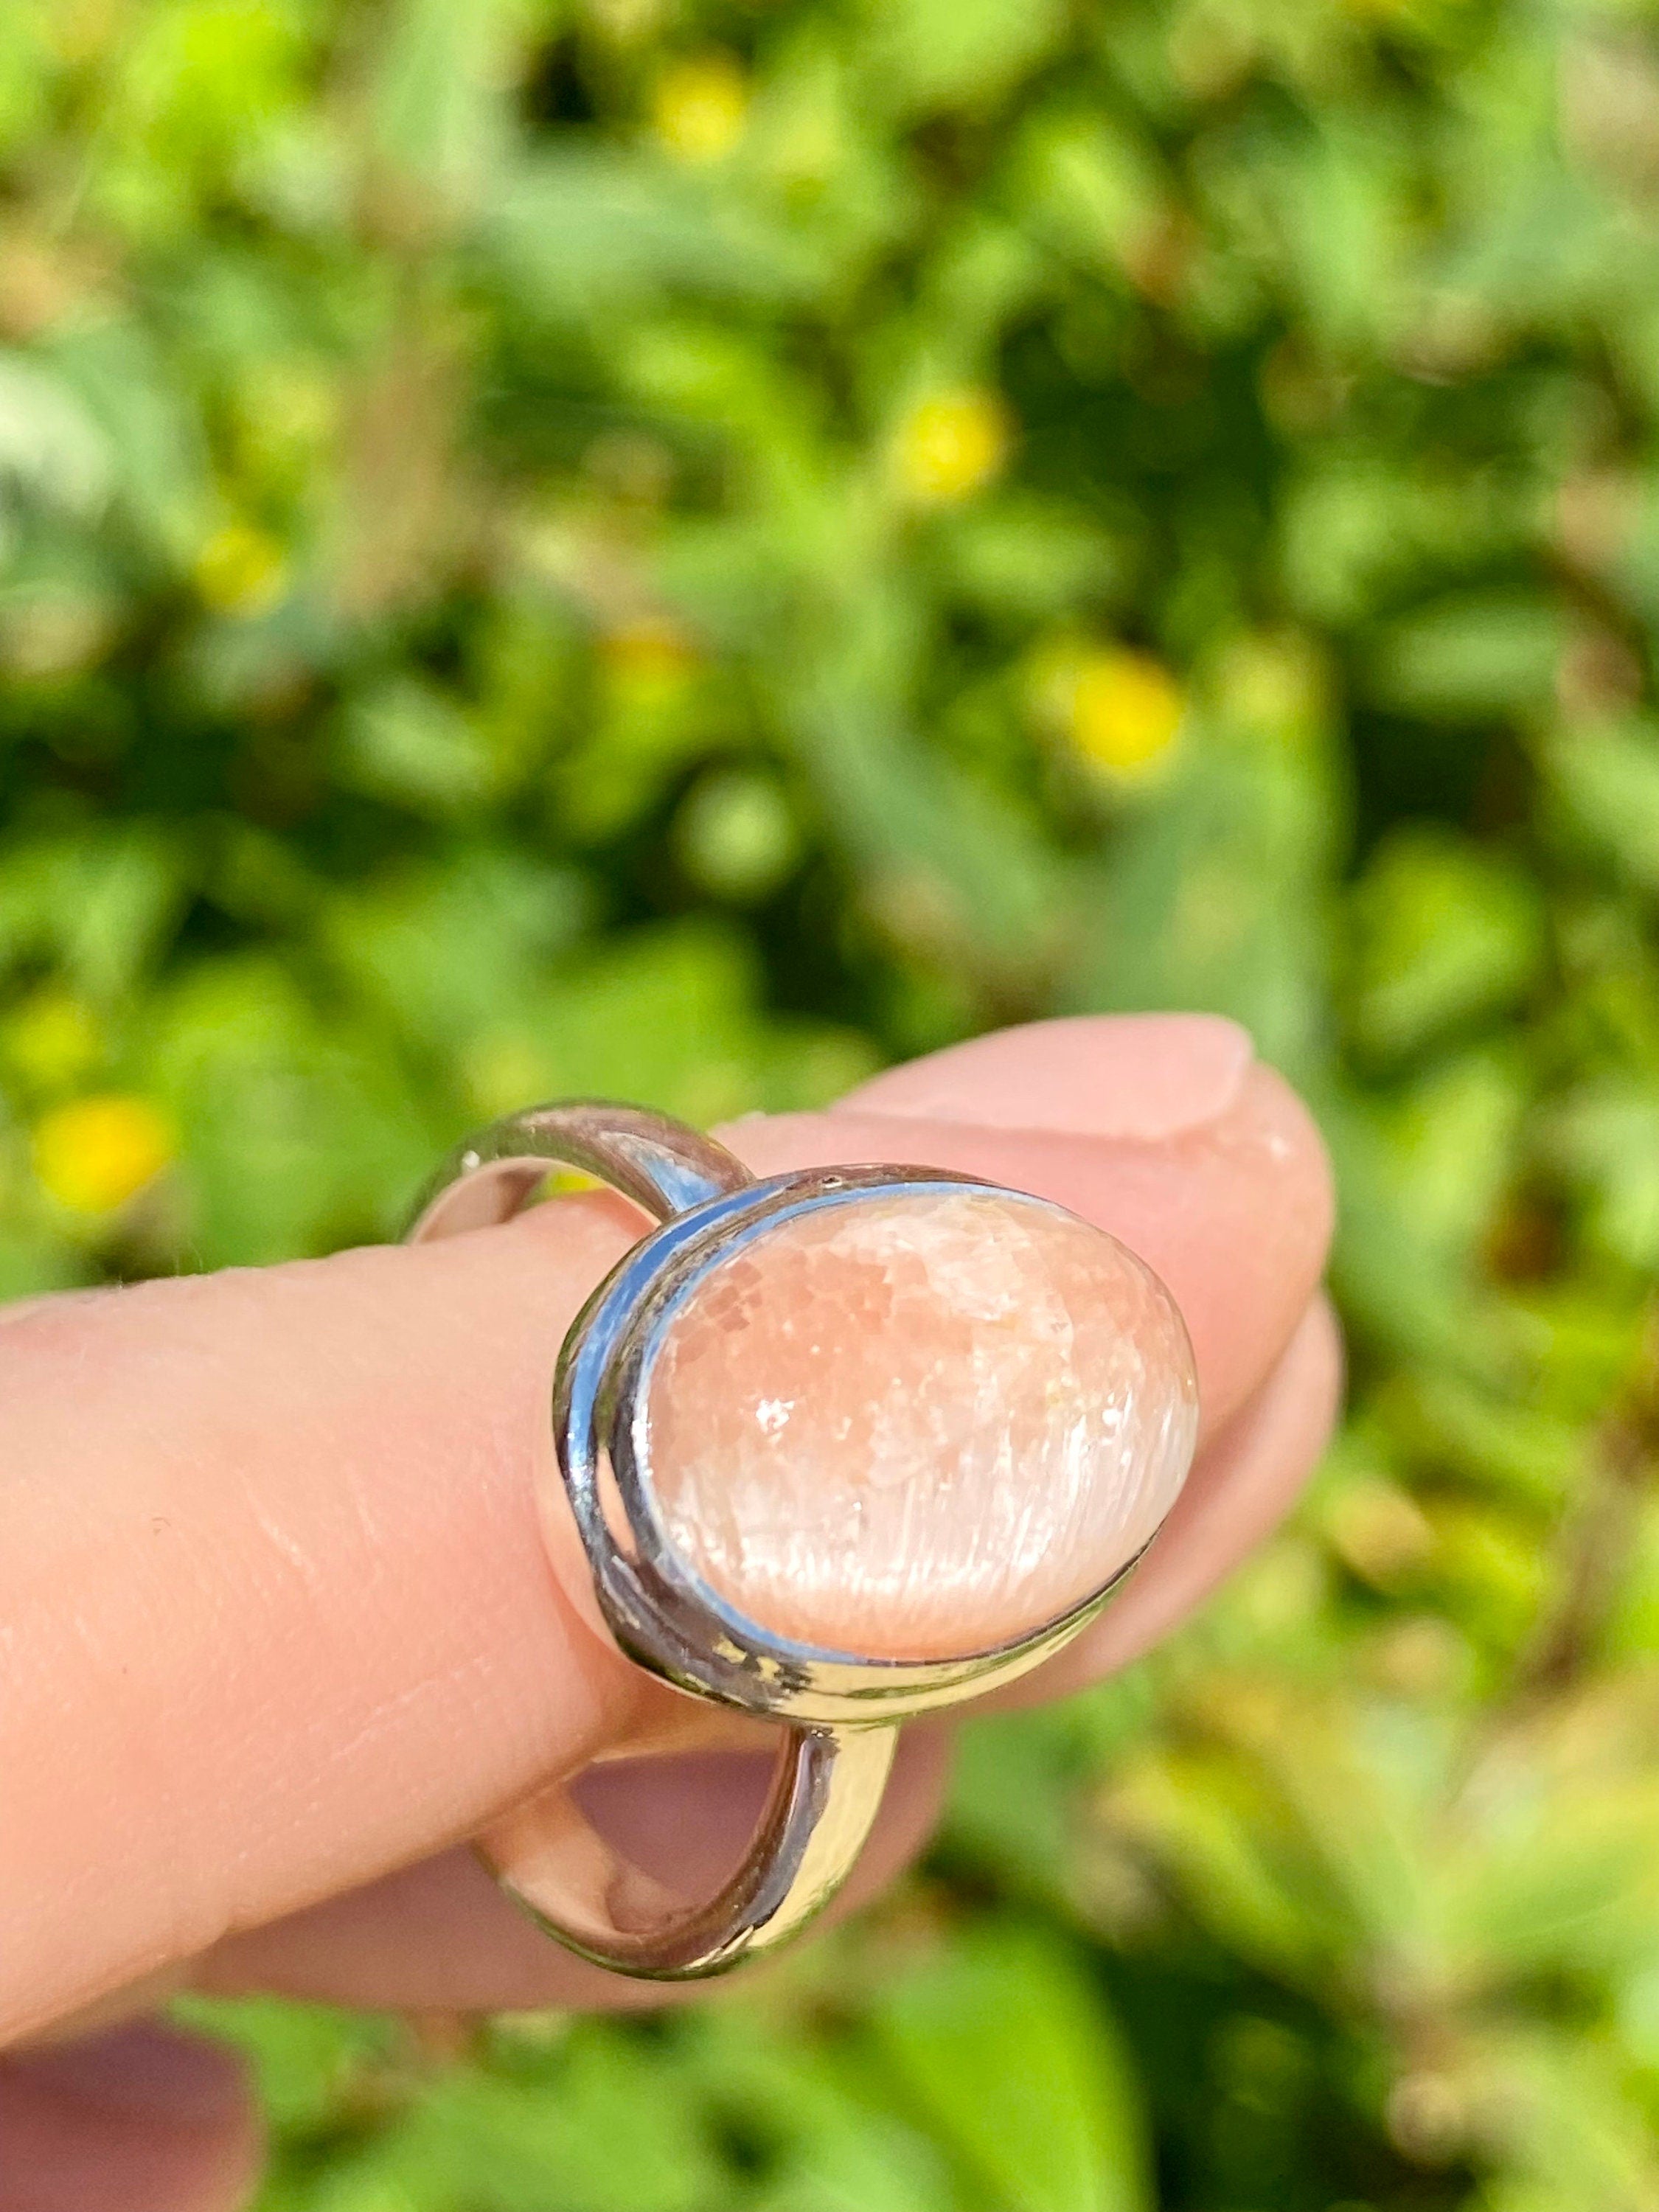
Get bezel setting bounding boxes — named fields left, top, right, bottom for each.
left=405, top=1099, right=1191, bottom=1979
left=554, top=1165, right=1150, bottom=1727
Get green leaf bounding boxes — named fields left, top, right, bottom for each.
left=1545, top=718, right=1659, bottom=896
left=1350, top=827, right=1545, bottom=1063
left=485, top=920, right=869, bottom=1127
left=368, top=0, right=513, bottom=217
left=173, top=1997, right=406, bottom=2139
left=0, top=827, right=189, bottom=1004
left=0, top=352, right=114, bottom=516
left=324, top=852, right=589, bottom=1053
left=1009, top=111, right=1166, bottom=281
left=487, top=151, right=816, bottom=313
left=873, top=1923, right=1151, bottom=2212
left=857, top=0, right=1070, bottom=116
left=1550, top=1081, right=1659, bottom=1270
left=41, top=319, right=211, bottom=560
left=396, top=2027, right=721, bottom=2212
left=1062, top=732, right=1339, bottom=1081
left=788, top=627, right=1069, bottom=993
left=145, top=956, right=435, bottom=1262
left=337, top=678, right=501, bottom=818
left=936, top=498, right=1129, bottom=622
left=1365, top=592, right=1566, bottom=722
left=683, top=2011, right=956, bottom=2212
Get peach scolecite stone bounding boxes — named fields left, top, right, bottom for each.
left=643, top=1186, right=1199, bottom=1661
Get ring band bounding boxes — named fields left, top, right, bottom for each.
left=406, top=1101, right=1197, bottom=1980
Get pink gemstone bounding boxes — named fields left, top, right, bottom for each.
left=643, top=1188, right=1197, bottom=1661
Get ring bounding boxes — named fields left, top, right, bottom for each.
left=406, top=1101, right=1199, bottom=1980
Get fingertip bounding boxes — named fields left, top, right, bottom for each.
left=721, top=1049, right=1335, bottom=1439
left=835, top=1012, right=1255, bottom=1141
left=1025, top=1290, right=1344, bottom=1699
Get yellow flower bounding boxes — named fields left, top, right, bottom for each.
left=33, top=1095, right=174, bottom=1214
left=4, top=992, right=100, bottom=1091
left=652, top=53, right=749, bottom=164
left=598, top=617, right=699, bottom=706
left=1061, top=647, right=1186, bottom=778
left=894, top=389, right=1011, bottom=505
left=195, top=521, right=288, bottom=618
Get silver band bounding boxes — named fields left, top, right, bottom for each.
left=407, top=1102, right=1152, bottom=1979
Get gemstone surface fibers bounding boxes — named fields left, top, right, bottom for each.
left=644, top=1187, right=1198, bottom=1661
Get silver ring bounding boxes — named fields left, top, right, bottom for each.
left=406, top=1101, right=1198, bottom=1980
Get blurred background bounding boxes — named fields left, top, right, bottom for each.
left=4, top=0, right=1659, bottom=2202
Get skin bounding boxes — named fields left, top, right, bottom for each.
left=0, top=1013, right=1340, bottom=2211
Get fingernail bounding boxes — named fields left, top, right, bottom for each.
left=835, top=1014, right=1254, bottom=1141
left=10, top=2022, right=248, bottom=2127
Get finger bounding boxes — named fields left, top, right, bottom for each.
left=188, top=1301, right=1338, bottom=2012
left=192, top=1725, right=955, bottom=2014
left=1000, top=1291, right=1343, bottom=1705
left=0, top=1013, right=1331, bottom=2042
left=180, top=1307, right=1335, bottom=2017
left=742, top=1016, right=1331, bottom=1440
left=192, top=1316, right=1337, bottom=2014
left=189, top=1306, right=1336, bottom=2014
left=0, top=2023, right=261, bottom=2212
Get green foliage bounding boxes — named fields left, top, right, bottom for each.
left=872, top=1923, right=1152, bottom=2212
left=6, top=0, right=1659, bottom=2204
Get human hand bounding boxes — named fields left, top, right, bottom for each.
left=0, top=1014, right=1337, bottom=2211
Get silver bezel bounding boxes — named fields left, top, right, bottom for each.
left=405, top=1101, right=1189, bottom=1980
left=554, top=1164, right=1147, bottom=1727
